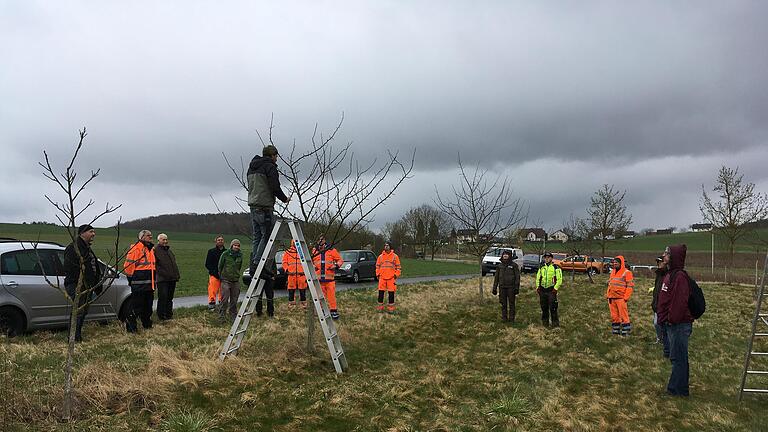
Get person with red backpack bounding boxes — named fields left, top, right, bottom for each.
left=657, top=244, right=693, bottom=397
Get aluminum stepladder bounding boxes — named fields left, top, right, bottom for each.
left=739, top=251, right=768, bottom=400
left=218, top=218, right=348, bottom=374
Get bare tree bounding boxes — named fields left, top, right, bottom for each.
left=224, top=114, right=414, bottom=350
left=562, top=213, right=597, bottom=283
left=586, top=184, right=633, bottom=257
left=399, top=204, right=453, bottom=260
left=38, top=128, right=122, bottom=421
left=224, top=113, right=414, bottom=249
left=700, top=166, right=768, bottom=274
left=435, top=156, right=528, bottom=299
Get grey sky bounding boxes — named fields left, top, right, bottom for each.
left=1, top=1, right=767, bottom=232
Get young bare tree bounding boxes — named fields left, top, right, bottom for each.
left=38, top=128, right=122, bottom=421
left=700, top=166, right=768, bottom=274
left=224, top=113, right=414, bottom=249
left=435, top=156, right=528, bottom=299
left=225, top=114, right=414, bottom=350
left=587, top=184, right=633, bottom=257
left=562, top=213, right=597, bottom=283
left=400, top=204, right=452, bottom=260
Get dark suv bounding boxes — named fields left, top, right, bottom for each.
left=336, top=250, right=377, bottom=283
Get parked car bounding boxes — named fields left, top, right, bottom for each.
left=559, top=255, right=605, bottom=275
left=521, top=254, right=542, bottom=273
left=242, top=250, right=288, bottom=290
left=482, top=247, right=524, bottom=276
left=0, top=240, right=132, bottom=337
left=551, top=252, right=568, bottom=266
left=336, top=250, right=377, bottom=283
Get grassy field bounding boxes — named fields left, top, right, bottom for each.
left=1, top=273, right=767, bottom=431
left=0, top=223, right=478, bottom=298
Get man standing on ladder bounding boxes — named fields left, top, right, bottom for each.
left=247, top=144, right=290, bottom=278
left=376, top=241, right=401, bottom=313
left=313, top=235, right=344, bottom=320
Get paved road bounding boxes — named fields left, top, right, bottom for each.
left=165, top=274, right=478, bottom=309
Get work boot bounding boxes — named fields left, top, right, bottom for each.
left=208, top=302, right=216, bottom=312
left=301, top=301, right=307, bottom=310
left=330, top=310, right=340, bottom=320
left=377, top=304, right=385, bottom=312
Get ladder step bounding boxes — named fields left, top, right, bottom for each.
left=241, top=311, right=253, bottom=317
left=326, top=332, right=338, bottom=340
left=233, top=329, right=247, bottom=337
left=751, top=352, right=768, bottom=356
left=743, top=388, right=768, bottom=393
left=225, top=345, right=241, bottom=355
left=747, top=370, right=768, bottom=374
left=754, top=333, right=768, bottom=337
left=759, top=314, right=768, bottom=317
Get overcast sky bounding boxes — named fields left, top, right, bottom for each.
left=1, top=1, right=767, bottom=233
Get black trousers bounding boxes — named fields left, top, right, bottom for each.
left=499, top=288, right=517, bottom=321
left=126, top=289, right=154, bottom=332
left=539, top=288, right=559, bottom=325
left=156, top=281, right=177, bottom=320
left=65, top=283, right=90, bottom=339
left=256, top=279, right=274, bottom=316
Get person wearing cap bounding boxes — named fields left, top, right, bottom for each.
left=124, top=230, right=156, bottom=333
left=217, top=239, right=243, bottom=322
left=154, top=233, right=180, bottom=321
left=606, top=256, right=635, bottom=336
left=649, top=255, right=669, bottom=356
left=247, top=145, right=290, bottom=278
left=62, top=224, right=102, bottom=342
left=492, top=250, right=520, bottom=322
left=535, top=252, right=563, bottom=327
left=376, top=241, right=401, bottom=313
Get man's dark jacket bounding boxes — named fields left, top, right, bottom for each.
left=63, top=236, right=102, bottom=293
left=493, top=257, right=521, bottom=294
left=247, top=155, right=288, bottom=209
left=155, top=244, right=180, bottom=282
left=206, top=246, right=225, bottom=279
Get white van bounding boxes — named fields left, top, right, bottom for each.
left=481, top=247, right=524, bottom=276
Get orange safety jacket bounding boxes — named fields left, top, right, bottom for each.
left=606, top=255, right=634, bottom=300
left=282, top=246, right=305, bottom=276
left=312, top=247, right=343, bottom=282
left=376, top=250, right=401, bottom=280
left=124, top=241, right=156, bottom=290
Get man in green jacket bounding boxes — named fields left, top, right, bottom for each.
left=536, top=252, right=563, bottom=327
left=218, top=239, right=243, bottom=322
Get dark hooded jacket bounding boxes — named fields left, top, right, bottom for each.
left=657, top=244, right=693, bottom=324
left=651, top=266, right=667, bottom=312
left=246, top=155, right=288, bottom=209
left=493, top=255, right=520, bottom=293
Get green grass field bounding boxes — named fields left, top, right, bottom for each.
left=1, top=273, right=767, bottom=431
left=0, top=223, right=478, bottom=298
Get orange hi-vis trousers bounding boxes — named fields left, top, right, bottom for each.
left=321, top=281, right=337, bottom=311
left=208, top=276, right=221, bottom=304
left=608, top=298, right=631, bottom=335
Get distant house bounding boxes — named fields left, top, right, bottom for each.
left=523, top=228, right=547, bottom=242
left=549, top=230, right=569, bottom=243
left=456, top=229, right=478, bottom=244
left=691, top=223, right=713, bottom=232
left=651, top=228, right=673, bottom=235
left=622, top=230, right=636, bottom=238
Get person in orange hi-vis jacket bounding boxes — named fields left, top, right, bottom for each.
left=124, top=229, right=157, bottom=333
left=376, top=241, right=402, bottom=313
left=282, top=243, right=308, bottom=310
left=606, top=255, right=635, bottom=336
left=312, top=235, right=343, bottom=320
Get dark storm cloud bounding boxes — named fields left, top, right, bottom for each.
left=1, top=1, right=767, bottom=229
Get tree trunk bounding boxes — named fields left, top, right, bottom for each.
left=728, top=242, right=735, bottom=285
left=62, top=294, right=79, bottom=421
left=478, top=258, right=484, bottom=300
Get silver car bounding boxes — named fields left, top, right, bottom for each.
left=0, top=240, right=132, bottom=336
